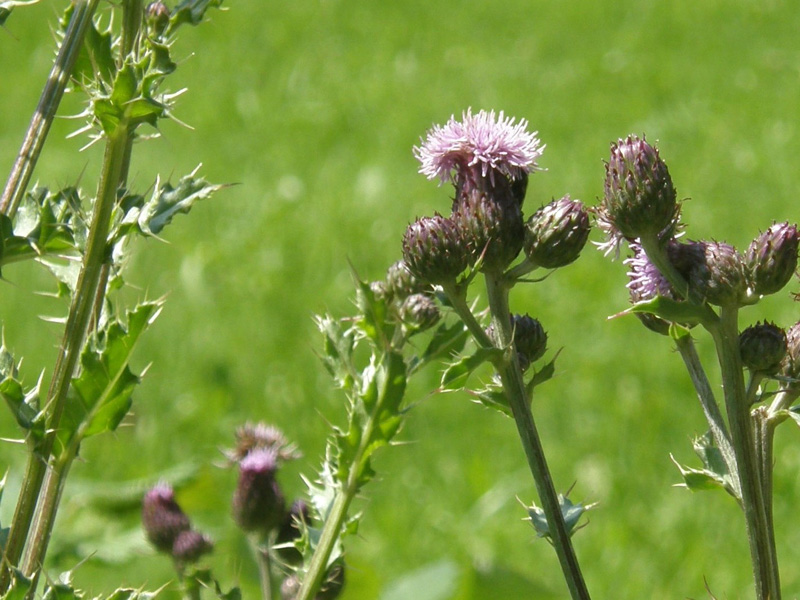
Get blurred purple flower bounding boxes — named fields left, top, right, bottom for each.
left=414, top=109, right=544, bottom=185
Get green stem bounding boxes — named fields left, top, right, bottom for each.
left=0, top=0, right=101, bottom=219
left=251, top=537, right=274, bottom=600
left=483, top=273, right=591, bottom=600
left=674, top=334, right=739, bottom=496
left=709, top=305, right=780, bottom=600
left=295, top=352, right=402, bottom=600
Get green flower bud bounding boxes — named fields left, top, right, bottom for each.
left=172, top=529, right=213, bottom=565
left=687, top=241, right=747, bottom=307
left=739, top=321, right=786, bottom=374
left=598, top=135, right=678, bottom=252
left=402, top=215, right=470, bottom=284
left=452, top=184, right=524, bottom=274
left=746, top=222, right=799, bottom=297
left=142, top=484, right=191, bottom=554
left=145, top=1, right=170, bottom=35
left=384, top=259, right=429, bottom=301
left=232, top=448, right=286, bottom=534
left=524, top=195, right=591, bottom=268
left=400, top=293, right=441, bottom=332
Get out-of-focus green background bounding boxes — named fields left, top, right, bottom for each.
left=2, top=1, right=800, bottom=598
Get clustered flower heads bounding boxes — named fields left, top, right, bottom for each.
left=403, top=109, right=590, bottom=283
left=141, top=483, right=213, bottom=565
left=599, top=134, right=800, bottom=322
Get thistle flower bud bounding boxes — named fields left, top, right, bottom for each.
left=172, top=529, right=214, bottom=564
left=276, top=499, right=311, bottom=566
left=384, top=259, right=428, bottom=301
left=746, top=222, right=799, bottom=297
left=511, top=314, right=547, bottom=371
left=780, top=321, right=800, bottom=390
left=232, top=448, right=286, bottom=534
left=739, top=321, right=786, bottom=375
left=452, top=184, right=524, bottom=273
left=145, top=1, right=170, bottom=35
left=316, top=560, right=346, bottom=600
left=402, top=214, right=470, bottom=284
left=687, top=241, right=747, bottom=306
left=400, top=293, right=441, bottom=332
left=524, top=196, right=591, bottom=268
left=598, top=135, right=678, bottom=252
left=142, top=483, right=191, bottom=554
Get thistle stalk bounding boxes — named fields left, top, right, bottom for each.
left=484, top=273, right=591, bottom=600
left=0, top=0, right=101, bottom=218
left=710, top=306, right=780, bottom=600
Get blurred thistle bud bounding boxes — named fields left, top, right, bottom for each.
left=281, top=575, right=301, bottom=600
left=452, top=184, right=524, bottom=273
left=226, top=422, right=301, bottom=464
left=145, top=1, right=170, bottom=36
left=414, top=109, right=544, bottom=195
left=172, top=529, right=214, bottom=565
left=524, top=195, right=591, bottom=269
left=597, top=135, right=678, bottom=254
left=400, top=293, right=441, bottom=332
left=316, top=559, right=346, bottom=600
left=276, top=499, right=311, bottom=566
left=746, top=222, right=799, bottom=297
left=511, top=314, right=547, bottom=371
left=402, top=214, right=470, bottom=284
left=142, top=483, right=191, bottom=554
left=739, top=321, right=787, bottom=375
left=686, top=240, right=747, bottom=307
left=384, top=259, right=429, bottom=301
left=232, top=448, right=286, bottom=534
left=780, top=321, right=800, bottom=389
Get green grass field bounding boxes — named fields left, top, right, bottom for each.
left=2, top=1, right=800, bottom=598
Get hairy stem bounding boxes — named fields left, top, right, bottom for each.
left=483, top=273, right=591, bottom=600
left=0, top=0, right=101, bottom=218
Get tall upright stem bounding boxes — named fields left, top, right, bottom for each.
left=0, top=0, right=101, bottom=218
left=483, top=273, right=591, bottom=600
left=710, top=306, right=780, bottom=600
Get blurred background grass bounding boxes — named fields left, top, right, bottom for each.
left=2, top=0, right=800, bottom=598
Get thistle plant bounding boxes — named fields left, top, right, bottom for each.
left=598, top=134, right=800, bottom=599
left=0, top=1, right=224, bottom=597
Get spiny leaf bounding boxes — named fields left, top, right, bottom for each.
left=441, top=346, right=502, bottom=390
left=167, top=0, right=224, bottom=34
left=409, top=319, right=469, bottom=374
left=628, top=296, right=717, bottom=327
left=137, top=172, right=225, bottom=236
left=526, top=494, right=595, bottom=539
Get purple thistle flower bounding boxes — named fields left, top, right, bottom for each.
left=232, top=447, right=286, bottom=534
left=414, top=109, right=544, bottom=187
left=141, top=483, right=191, bottom=554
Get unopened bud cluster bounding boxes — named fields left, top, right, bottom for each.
left=739, top=322, right=786, bottom=375
left=404, top=109, right=590, bottom=283
left=600, top=134, right=800, bottom=330
left=141, top=483, right=213, bottom=564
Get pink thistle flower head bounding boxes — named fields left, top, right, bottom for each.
left=414, top=109, right=544, bottom=186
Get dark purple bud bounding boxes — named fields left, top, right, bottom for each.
left=172, top=529, right=214, bottom=564
left=232, top=448, right=286, bottom=534
left=402, top=214, right=471, bottom=284
left=511, top=314, right=547, bottom=371
left=746, top=222, right=799, bottom=297
left=399, top=293, right=440, bottom=332
left=452, top=183, right=524, bottom=274
left=739, top=321, right=787, bottom=375
left=524, top=196, right=591, bottom=269
left=686, top=241, right=747, bottom=307
left=276, top=499, right=311, bottom=566
left=316, top=560, right=346, bottom=600
left=598, top=135, right=679, bottom=252
left=384, top=259, right=429, bottom=301
left=142, top=483, right=191, bottom=554
left=780, top=321, right=800, bottom=388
